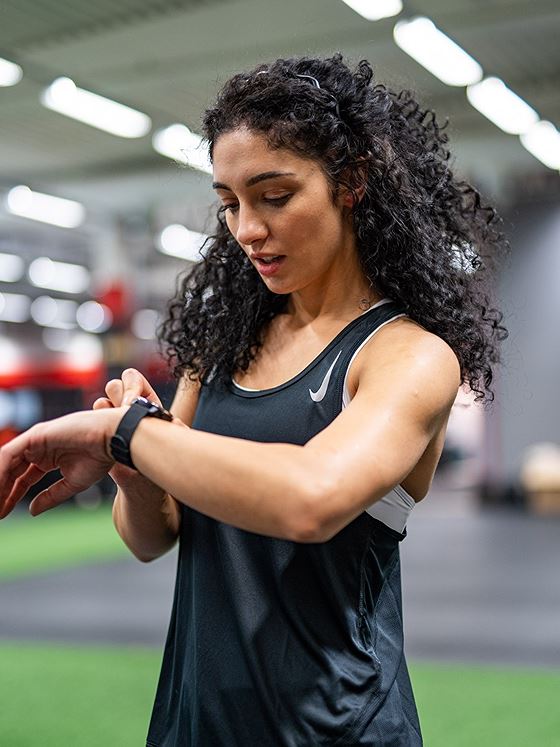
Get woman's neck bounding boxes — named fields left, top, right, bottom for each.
left=285, top=246, right=381, bottom=327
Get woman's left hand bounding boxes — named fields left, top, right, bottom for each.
left=0, top=407, right=127, bottom=520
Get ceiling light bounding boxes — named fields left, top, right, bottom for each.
left=340, top=0, right=402, bottom=21
left=6, top=185, right=85, bottom=228
left=0, top=57, right=23, bottom=87
left=43, top=329, right=103, bottom=370
left=157, top=224, right=209, bottom=262
left=0, top=292, right=31, bottom=323
left=76, top=300, right=113, bottom=333
left=0, top=252, right=25, bottom=282
left=152, top=124, right=212, bottom=173
left=0, top=338, right=25, bottom=373
left=42, top=328, right=74, bottom=352
left=131, top=309, right=160, bottom=340
left=29, top=257, right=90, bottom=294
left=30, top=295, right=78, bottom=329
left=41, top=77, right=151, bottom=138
left=62, top=333, right=103, bottom=370
left=520, top=121, right=560, bottom=170
left=393, top=17, right=483, bottom=86
left=466, top=77, right=539, bottom=135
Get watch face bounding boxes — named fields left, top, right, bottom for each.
left=131, top=396, right=158, bottom=409
left=133, top=396, right=150, bottom=406
left=131, top=395, right=173, bottom=420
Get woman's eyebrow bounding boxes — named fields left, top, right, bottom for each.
left=212, top=171, right=296, bottom=191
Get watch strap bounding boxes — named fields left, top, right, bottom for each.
left=110, top=397, right=173, bottom=470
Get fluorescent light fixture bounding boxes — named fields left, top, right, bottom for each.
left=44, top=329, right=103, bottom=368
left=6, top=185, right=85, bottom=228
left=340, top=0, right=402, bottom=21
left=520, top=120, right=560, bottom=170
left=30, top=295, right=78, bottom=329
left=62, top=332, right=103, bottom=370
left=0, top=337, right=25, bottom=373
left=29, top=257, right=90, bottom=295
left=466, top=77, right=539, bottom=135
left=0, top=57, right=23, bottom=87
left=131, top=308, right=160, bottom=340
left=42, top=327, right=74, bottom=352
left=153, top=124, right=212, bottom=173
left=41, top=77, right=151, bottom=138
left=0, top=292, right=31, bottom=323
left=157, top=224, right=209, bottom=262
left=393, top=17, right=483, bottom=86
left=0, top=252, right=25, bottom=282
left=76, top=300, right=113, bottom=333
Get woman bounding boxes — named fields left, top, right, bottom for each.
left=0, top=54, right=508, bottom=745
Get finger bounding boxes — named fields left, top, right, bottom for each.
left=106, top=461, right=138, bottom=487
left=105, top=379, right=124, bottom=407
left=121, top=368, right=161, bottom=406
left=0, top=463, right=47, bottom=520
left=92, top=397, right=114, bottom=410
left=29, top=476, right=81, bottom=517
left=0, top=434, right=33, bottom=508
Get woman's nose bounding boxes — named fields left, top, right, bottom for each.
left=235, top=207, right=268, bottom=246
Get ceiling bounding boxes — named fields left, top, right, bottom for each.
left=0, top=0, right=559, bottom=324
left=1, top=0, right=559, bottom=207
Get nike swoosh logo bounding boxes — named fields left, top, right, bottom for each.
left=309, top=350, right=343, bottom=402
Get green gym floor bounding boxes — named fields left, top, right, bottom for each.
left=1, top=497, right=559, bottom=747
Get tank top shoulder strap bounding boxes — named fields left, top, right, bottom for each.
left=193, top=298, right=407, bottom=447
left=323, top=298, right=407, bottom=412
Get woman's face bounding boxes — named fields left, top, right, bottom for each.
left=212, top=127, right=354, bottom=295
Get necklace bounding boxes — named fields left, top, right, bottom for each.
left=358, top=296, right=378, bottom=311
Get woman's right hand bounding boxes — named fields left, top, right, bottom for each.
left=92, top=368, right=166, bottom=491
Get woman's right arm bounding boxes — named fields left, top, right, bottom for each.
left=111, top=374, right=201, bottom=562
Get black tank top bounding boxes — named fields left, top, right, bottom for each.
left=146, top=300, right=423, bottom=746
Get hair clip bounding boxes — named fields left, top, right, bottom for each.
left=252, top=70, right=341, bottom=118
left=294, top=73, right=341, bottom=118
left=294, top=73, right=321, bottom=89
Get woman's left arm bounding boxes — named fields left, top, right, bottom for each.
left=128, top=327, right=460, bottom=542
left=0, top=330, right=460, bottom=542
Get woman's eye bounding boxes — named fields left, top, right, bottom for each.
left=219, top=194, right=291, bottom=216
left=264, top=194, right=292, bottom=207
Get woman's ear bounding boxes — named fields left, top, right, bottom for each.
left=338, top=181, right=367, bottom=210
left=354, top=158, right=369, bottom=206
left=338, top=158, right=369, bottom=208
left=352, top=181, right=367, bottom=206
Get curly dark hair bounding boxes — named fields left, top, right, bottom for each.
left=157, top=53, right=509, bottom=407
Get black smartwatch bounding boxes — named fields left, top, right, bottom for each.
left=109, top=396, right=174, bottom=470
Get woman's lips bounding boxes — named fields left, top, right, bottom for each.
left=254, top=256, right=286, bottom=276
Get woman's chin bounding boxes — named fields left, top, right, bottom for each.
left=260, top=276, right=293, bottom=294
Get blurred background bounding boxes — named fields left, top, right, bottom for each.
left=0, top=1, right=559, bottom=745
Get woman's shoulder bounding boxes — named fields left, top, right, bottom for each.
left=353, top=314, right=462, bottom=394
left=385, top=315, right=460, bottom=369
